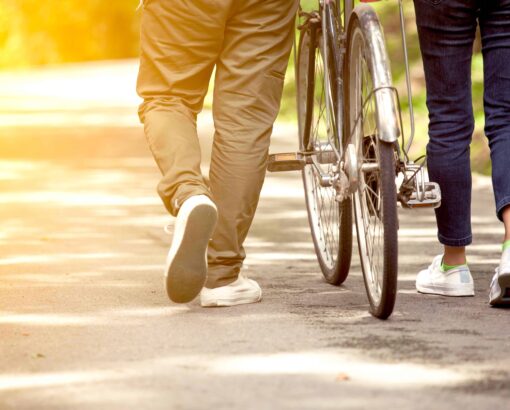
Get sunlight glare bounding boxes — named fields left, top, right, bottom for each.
left=210, top=352, right=474, bottom=387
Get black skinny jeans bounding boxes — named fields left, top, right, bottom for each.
left=413, top=0, right=510, bottom=246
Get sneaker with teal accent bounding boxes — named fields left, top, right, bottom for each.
left=416, top=255, right=474, bottom=297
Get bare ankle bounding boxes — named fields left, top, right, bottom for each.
left=443, top=246, right=467, bottom=266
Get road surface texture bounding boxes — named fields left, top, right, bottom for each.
left=1, top=61, right=509, bottom=409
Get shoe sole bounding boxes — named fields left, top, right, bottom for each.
left=416, top=283, right=474, bottom=297
left=166, top=204, right=217, bottom=303
left=201, top=289, right=262, bottom=307
left=489, top=271, right=510, bottom=306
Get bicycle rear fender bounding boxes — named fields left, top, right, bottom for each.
left=349, top=5, right=400, bottom=144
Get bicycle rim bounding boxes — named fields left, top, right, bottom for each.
left=346, top=16, right=398, bottom=319
left=297, top=21, right=352, bottom=285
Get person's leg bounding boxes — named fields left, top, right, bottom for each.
left=479, top=1, right=510, bottom=227
left=413, top=0, right=478, bottom=296
left=480, top=0, right=510, bottom=305
left=503, top=207, right=510, bottom=242
left=137, top=0, right=230, bottom=216
left=205, top=0, right=298, bottom=288
left=136, top=1, right=231, bottom=303
left=413, top=0, right=478, bottom=264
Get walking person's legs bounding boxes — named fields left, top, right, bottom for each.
left=201, top=0, right=298, bottom=306
left=137, top=0, right=298, bottom=306
left=137, top=1, right=231, bottom=303
left=479, top=0, right=510, bottom=305
left=480, top=0, right=510, bottom=226
left=413, top=0, right=477, bottom=296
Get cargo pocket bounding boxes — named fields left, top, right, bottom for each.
left=261, top=70, right=287, bottom=124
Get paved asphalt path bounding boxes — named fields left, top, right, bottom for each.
left=0, top=61, right=509, bottom=409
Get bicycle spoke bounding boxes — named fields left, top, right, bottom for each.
left=296, top=8, right=354, bottom=287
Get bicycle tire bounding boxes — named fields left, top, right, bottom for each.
left=344, top=10, right=398, bottom=319
left=297, top=14, right=352, bottom=286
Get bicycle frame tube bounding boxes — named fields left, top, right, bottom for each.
left=343, top=0, right=354, bottom=27
left=321, top=2, right=344, bottom=161
left=293, top=11, right=300, bottom=140
left=320, top=6, right=335, bottom=155
left=397, top=0, right=416, bottom=154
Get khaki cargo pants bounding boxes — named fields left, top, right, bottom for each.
left=136, top=0, right=298, bottom=288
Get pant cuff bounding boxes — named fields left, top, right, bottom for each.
left=496, top=197, right=510, bottom=222
left=159, top=184, right=213, bottom=216
left=438, top=233, right=472, bottom=247
left=205, top=266, right=240, bottom=289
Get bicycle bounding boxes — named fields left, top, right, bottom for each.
left=267, top=0, right=442, bottom=319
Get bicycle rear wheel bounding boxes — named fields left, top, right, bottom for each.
left=296, top=12, right=352, bottom=285
left=345, top=9, right=398, bottom=319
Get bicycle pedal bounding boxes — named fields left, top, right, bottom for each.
left=406, top=181, right=441, bottom=209
left=267, top=152, right=306, bottom=172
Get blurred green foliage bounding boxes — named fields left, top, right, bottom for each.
left=0, top=0, right=489, bottom=173
left=0, top=0, right=140, bottom=68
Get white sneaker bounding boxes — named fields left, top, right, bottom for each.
left=165, top=195, right=217, bottom=303
left=489, top=247, right=510, bottom=306
left=200, top=275, right=262, bottom=307
left=416, top=255, right=474, bottom=297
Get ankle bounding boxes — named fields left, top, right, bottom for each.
left=443, top=246, right=466, bottom=266
left=442, top=256, right=467, bottom=266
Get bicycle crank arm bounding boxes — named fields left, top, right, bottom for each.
left=267, top=151, right=338, bottom=172
left=267, top=152, right=306, bottom=172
